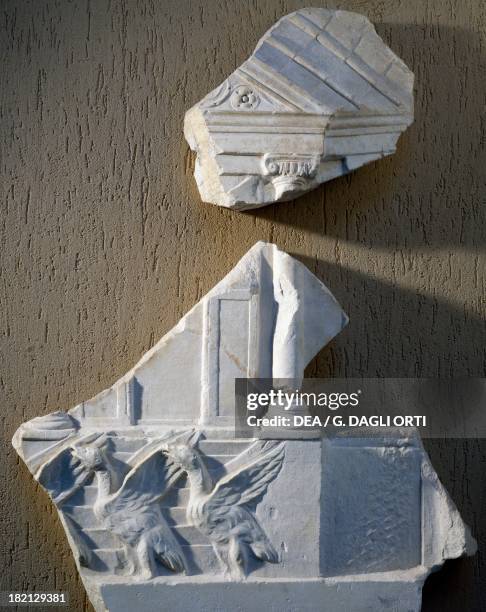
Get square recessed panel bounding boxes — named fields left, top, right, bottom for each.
left=321, top=443, right=422, bottom=575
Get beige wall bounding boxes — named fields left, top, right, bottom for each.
left=1, top=1, right=485, bottom=609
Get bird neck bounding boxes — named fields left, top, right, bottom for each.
left=94, top=469, right=112, bottom=502
left=186, top=456, right=212, bottom=498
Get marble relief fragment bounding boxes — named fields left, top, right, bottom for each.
left=13, top=243, right=475, bottom=611
left=184, top=8, right=414, bottom=210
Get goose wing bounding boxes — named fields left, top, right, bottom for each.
left=104, top=433, right=183, bottom=515
left=37, top=432, right=103, bottom=505
left=206, top=441, right=285, bottom=514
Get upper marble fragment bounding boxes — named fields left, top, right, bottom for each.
left=184, top=8, right=414, bottom=210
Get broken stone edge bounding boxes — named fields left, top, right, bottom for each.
left=184, top=8, right=414, bottom=210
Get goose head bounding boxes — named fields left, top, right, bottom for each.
left=70, top=433, right=108, bottom=472
left=162, top=430, right=202, bottom=472
left=71, top=445, right=105, bottom=471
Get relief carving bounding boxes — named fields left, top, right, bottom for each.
left=17, top=421, right=287, bottom=582
left=162, top=431, right=285, bottom=578
left=230, top=85, right=260, bottom=110
left=37, top=431, right=188, bottom=579
left=262, top=154, right=320, bottom=200
left=184, top=8, right=415, bottom=209
left=11, top=243, right=475, bottom=611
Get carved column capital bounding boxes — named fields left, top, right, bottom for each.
left=262, top=154, right=320, bottom=199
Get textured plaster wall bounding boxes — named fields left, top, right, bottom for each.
left=1, top=1, right=485, bottom=610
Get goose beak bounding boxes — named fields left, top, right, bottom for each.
left=188, top=430, right=202, bottom=447
left=94, top=433, right=108, bottom=448
left=75, top=431, right=105, bottom=446
left=174, top=429, right=201, bottom=447
left=70, top=447, right=80, bottom=459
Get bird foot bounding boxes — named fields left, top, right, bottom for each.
left=135, top=568, right=154, bottom=582
left=114, top=557, right=137, bottom=577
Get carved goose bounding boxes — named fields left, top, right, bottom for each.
left=68, top=433, right=186, bottom=579
left=163, top=432, right=285, bottom=578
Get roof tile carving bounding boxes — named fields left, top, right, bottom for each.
left=185, top=9, right=414, bottom=210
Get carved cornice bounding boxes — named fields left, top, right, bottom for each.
left=262, top=154, right=320, bottom=199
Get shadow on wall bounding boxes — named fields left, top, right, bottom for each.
left=250, top=23, right=486, bottom=252
left=421, top=480, right=485, bottom=612
left=284, top=28, right=486, bottom=611
left=296, top=256, right=486, bottom=612
left=296, top=255, right=486, bottom=378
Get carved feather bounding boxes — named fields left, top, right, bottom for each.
left=102, top=437, right=184, bottom=515
left=146, top=524, right=186, bottom=573
left=205, top=441, right=285, bottom=512
left=36, top=432, right=105, bottom=505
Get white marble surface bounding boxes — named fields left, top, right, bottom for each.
left=185, top=8, right=414, bottom=210
left=12, top=243, right=475, bottom=611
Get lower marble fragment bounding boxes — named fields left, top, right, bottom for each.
left=12, top=243, right=475, bottom=611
